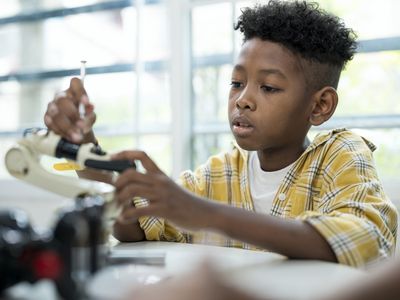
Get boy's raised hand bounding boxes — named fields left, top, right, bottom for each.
left=44, top=77, right=96, bottom=144
left=112, top=150, right=209, bottom=231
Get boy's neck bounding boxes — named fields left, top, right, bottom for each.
left=256, top=137, right=310, bottom=172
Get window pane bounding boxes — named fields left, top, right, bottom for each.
left=316, top=0, right=400, bottom=40
left=193, top=133, right=232, bottom=168
left=139, top=4, right=169, bottom=61
left=235, top=1, right=254, bottom=12
left=0, top=8, right=137, bottom=74
left=192, top=3, right=233, bottom=57
left=84, top=72, right=136, bottom=127
left=44, top=9, right=136, bottom=70
left=139, top=71, right=171, bottom=127
left=44, top=1, right=110, bottom=10
left=0, top=1, right=20, bottom=17
left=193, top=64, right=231, bottom=124
left=348, top=129, right=400, bottom=179
left=21, top=1, right=107, bottom=12
left=336, top=51, right=400, bottom=116
left=140, top=134, right=172, bottom=174
left=0, top=3, right=170, bottom=71
left=0, top=78, right=68, bottom=130
left=0, top=24, right=19, bottom=74
left=0, top=1, right=135, bottom=17
left=0, top=72, right=138, bottom=130
left=97, top=134, right=136, bottom=153
left=0, top=81, right=20, bottom=130
left=309, top=128, right=400, bottom=180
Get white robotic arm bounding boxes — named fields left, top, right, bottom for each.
left=4, top=128, right=135, bottom=222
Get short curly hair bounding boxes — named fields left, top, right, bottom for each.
left=234, top=0, right=358, bottom=90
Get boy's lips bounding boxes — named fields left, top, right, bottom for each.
left=231, top=116, right=254, bottom=137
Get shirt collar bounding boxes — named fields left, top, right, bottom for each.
left=306, top=128, right=376, bottom=153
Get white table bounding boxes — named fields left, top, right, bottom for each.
left=4, top=241, right=364, bottom=299
left=3, top=242, right=365, bottom=300
left=87, top=241, right=365, bottom=300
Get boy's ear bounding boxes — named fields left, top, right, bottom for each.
left=309, top=86, right=338, bottom=126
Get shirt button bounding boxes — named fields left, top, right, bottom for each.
left=278, top=193, right=286, bottom=201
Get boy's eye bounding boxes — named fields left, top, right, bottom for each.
left=230, top=81, right=242, bottom=89
left=261, top=85, right=280, bottom=93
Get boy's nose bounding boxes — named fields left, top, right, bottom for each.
left=236, top=90, right=256, bottom=111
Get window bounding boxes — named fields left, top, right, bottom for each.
left=1, top=0, right=400, bottom=182
left=0, top=0, right=173, bottom=178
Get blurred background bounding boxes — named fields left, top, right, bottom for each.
left=0, top=1, right=399, bottom=236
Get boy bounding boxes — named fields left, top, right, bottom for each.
left=44, top=1, right=397, bottom=267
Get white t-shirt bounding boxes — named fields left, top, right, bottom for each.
left=248, top=151, right=293, bottom=214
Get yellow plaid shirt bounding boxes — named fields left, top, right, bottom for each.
left=135, top=129, right=398, bottom=267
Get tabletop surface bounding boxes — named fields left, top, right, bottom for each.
left=4, top=240, right=365, bottom=300
left=89, top=241, right=365, bottom=300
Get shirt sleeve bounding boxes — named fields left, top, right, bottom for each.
left=134, top=168, right=206, bottom=243
left=298, top=136, right=398, bottom=268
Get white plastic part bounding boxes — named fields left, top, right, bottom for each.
left=4, top=130, right=120, bottom=223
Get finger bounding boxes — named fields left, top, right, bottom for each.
left=82, top=111, right=96, bottom=134
left=56, top=96, right=81, bottom=121
left=44, top=100, right=82, bottom=142
left=69, top=77, right=88, bottom=105
left=44, top=102, right=60, bottom=131
left=115, top=183, right=155, bottom=205
left=121, top=199, right=135, bottom=210
left=114, top=169, right=154, bottom=191
left=111, top=150, right=162, bottom=174
left=67, top=80, right=96, bottom=133
left=51, top=91, right=81, bottom=124
left=46, top=101, right=59, bottom=117
left=49, top=112, right=83, bottom=142
left=81, top=93, right=90, bottom=105
left=118, top=205, right=160, bottom=223
left=44, top=114, right=64, bottom=135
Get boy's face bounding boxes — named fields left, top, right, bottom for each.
left=228, top=38, right=314, bottom=152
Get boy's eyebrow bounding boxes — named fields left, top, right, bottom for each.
left=259, top=68, right=287, bottom=79
left=233, top=64, right=287, bottom=79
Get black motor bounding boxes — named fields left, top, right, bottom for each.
left=0, top=195, right=108, bottom=300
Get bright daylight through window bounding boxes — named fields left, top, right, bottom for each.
left=0, top=0, right=399, bottom=181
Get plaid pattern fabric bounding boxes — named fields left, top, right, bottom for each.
left=137, top=128, right=398, bottom=267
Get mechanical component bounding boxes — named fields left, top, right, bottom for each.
left=2, top=128, right=136, bottom=299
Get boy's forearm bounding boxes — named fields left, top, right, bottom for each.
left=202, top=201, right=336, bottom=262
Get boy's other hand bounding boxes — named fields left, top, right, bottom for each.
left=112, top=200, right=146, bottom=242
left=44, top=77, right=96, bottom=144
left=125, top=262, right=262, bottom=300
left=112, top=150, right=210, bottom=231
